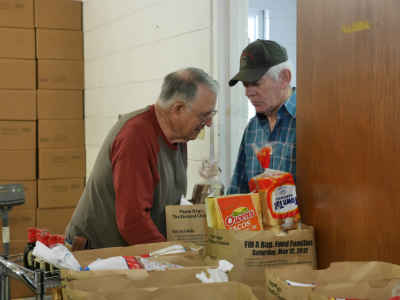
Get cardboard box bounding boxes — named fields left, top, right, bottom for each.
left=63, top=275, right=257, bottom=300
left=38, top=148, right=85, bottom=179
left=0, top=90, right=36, bottom=120
left=37, top=60, right=84, bottom=90
left=38, top=178, right=84, bottom=208
left=0, top=180, right=36, bottom=210
left=0, top=121, right=36, bottom=149
left=207, top=225, right=317, bottom=286
left=36, top=29, right=83, bottom=60
left=0, top=208, right=35, bottom=240
left=0, top=239, right=27, bottom=253
left=0, top=0, right=34, bottom=28
left=36, top=207, right=75, bottom=235
left=72, top=241, right=206, bottom=269
left=0, top=59, right=36, bottom=89
left=35, top=0, right=82, bottom=30
left=37, top=90, right=83, bottom=120
left=0, top=150, right=36, bottom=180
left=0, top=28, right=35, bottom=58
left=0, top=240, right=35, bottom=298
left=8, top=274, right=35, bottom=298
left=38, top=120, right=84, bottom=148
left=166, top=205, right=208, bottom=246
left=63, top=268, right=223, bottom=292
left=265, top=262, right=400, bottom=300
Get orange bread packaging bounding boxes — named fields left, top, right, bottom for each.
left=206, top=194, right=263, bottom=231
left=248, top=168, right=300, bottom=231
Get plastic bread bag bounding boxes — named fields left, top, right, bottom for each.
left=85, top=256, right=142, bottom=271
left=206, top=194, right=263, bottom=231
left=192, top=159, right=224, bottom=204
left=249, top=142, right=301, bottom=232
left=138, top=257, right=184, bottom=271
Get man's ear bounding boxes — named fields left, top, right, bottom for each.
left=169, top=100, right=187, bottom=116
left=279, top=69, right=291, bottom=89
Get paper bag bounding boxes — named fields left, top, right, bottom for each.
left=62, top=267, right=227, bottom=291
left=72, top=241, right=203, bottom=268
left=165, top=205, right=208, bottom=246
left=207, top=225, right=317, bottom=286
left=63, top=280, right=258, bottom=300
left=265, top=261, right=400, bottom=300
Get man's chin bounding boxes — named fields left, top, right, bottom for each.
left=189, top=129, right=202, bottom=140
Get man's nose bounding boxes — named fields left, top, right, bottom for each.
left=204, top=116, right=214, bottom=127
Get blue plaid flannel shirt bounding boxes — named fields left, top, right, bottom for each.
left=227, top=89, right=296, bottom=194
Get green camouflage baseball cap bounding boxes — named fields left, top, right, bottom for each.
left=229, top=39, right=288, bottom=86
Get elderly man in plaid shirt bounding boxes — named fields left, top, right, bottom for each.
left=228, top=39, right=296, bottom=194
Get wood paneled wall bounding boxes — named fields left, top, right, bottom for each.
left=297, top=0, right=400, bottom=268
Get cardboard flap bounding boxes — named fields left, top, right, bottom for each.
left=63, top=267, right=216, bottom=292
left=317, top=261, right=400, bottom=284
left=63, top=282, right=258, bottom=300
left=72, top=241, right=203, bottom=268
left=266, top=261, right=400, bottom=300
left=61, top=269, right=149, bottom=281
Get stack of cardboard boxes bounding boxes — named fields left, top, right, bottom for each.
left=35, top=0, right=85, bottom=236
left=0, top=0, right=84, bottom=297
left=0, top=0, right=38, bottom=257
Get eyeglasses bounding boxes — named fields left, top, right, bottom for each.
left=187, top=105, right=217, bottom=125
left=197, top=109, right=217, bottom=125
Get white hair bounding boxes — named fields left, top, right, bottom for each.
left=264, top=61, right=293, bottom=83
left=157, top=67, right=219, bottom=108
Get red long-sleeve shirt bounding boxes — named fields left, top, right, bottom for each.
left=66, top=105, right=187, bottom=248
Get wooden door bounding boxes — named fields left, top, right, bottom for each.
left=297, top=0, right=400, bottom=268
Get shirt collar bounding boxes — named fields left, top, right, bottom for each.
left=283, top=87, right=296, bottom=118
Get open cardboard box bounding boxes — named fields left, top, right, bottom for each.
left=71, top=241, right=210, bottom=269
left=265, top=261, right=400, bottom=300
left=60, top=241, right=258, bottom=300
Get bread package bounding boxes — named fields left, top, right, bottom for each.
left=206, top=194, right=263, bottom=231
left=249, top=169, right=300, bottom=232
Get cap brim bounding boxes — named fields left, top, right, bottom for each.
left=228, top=67, right=268, bottom=86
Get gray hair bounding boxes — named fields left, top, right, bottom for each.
left=264, top=61, right=293, bottom=83
left=158, top=67, right=219, bottom=108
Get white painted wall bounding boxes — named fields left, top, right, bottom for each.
left=249, top=0, right=297, bottom=86
left=83, top=0, right=214, bottom=197
left=210, top=0, right=250, bottom=190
